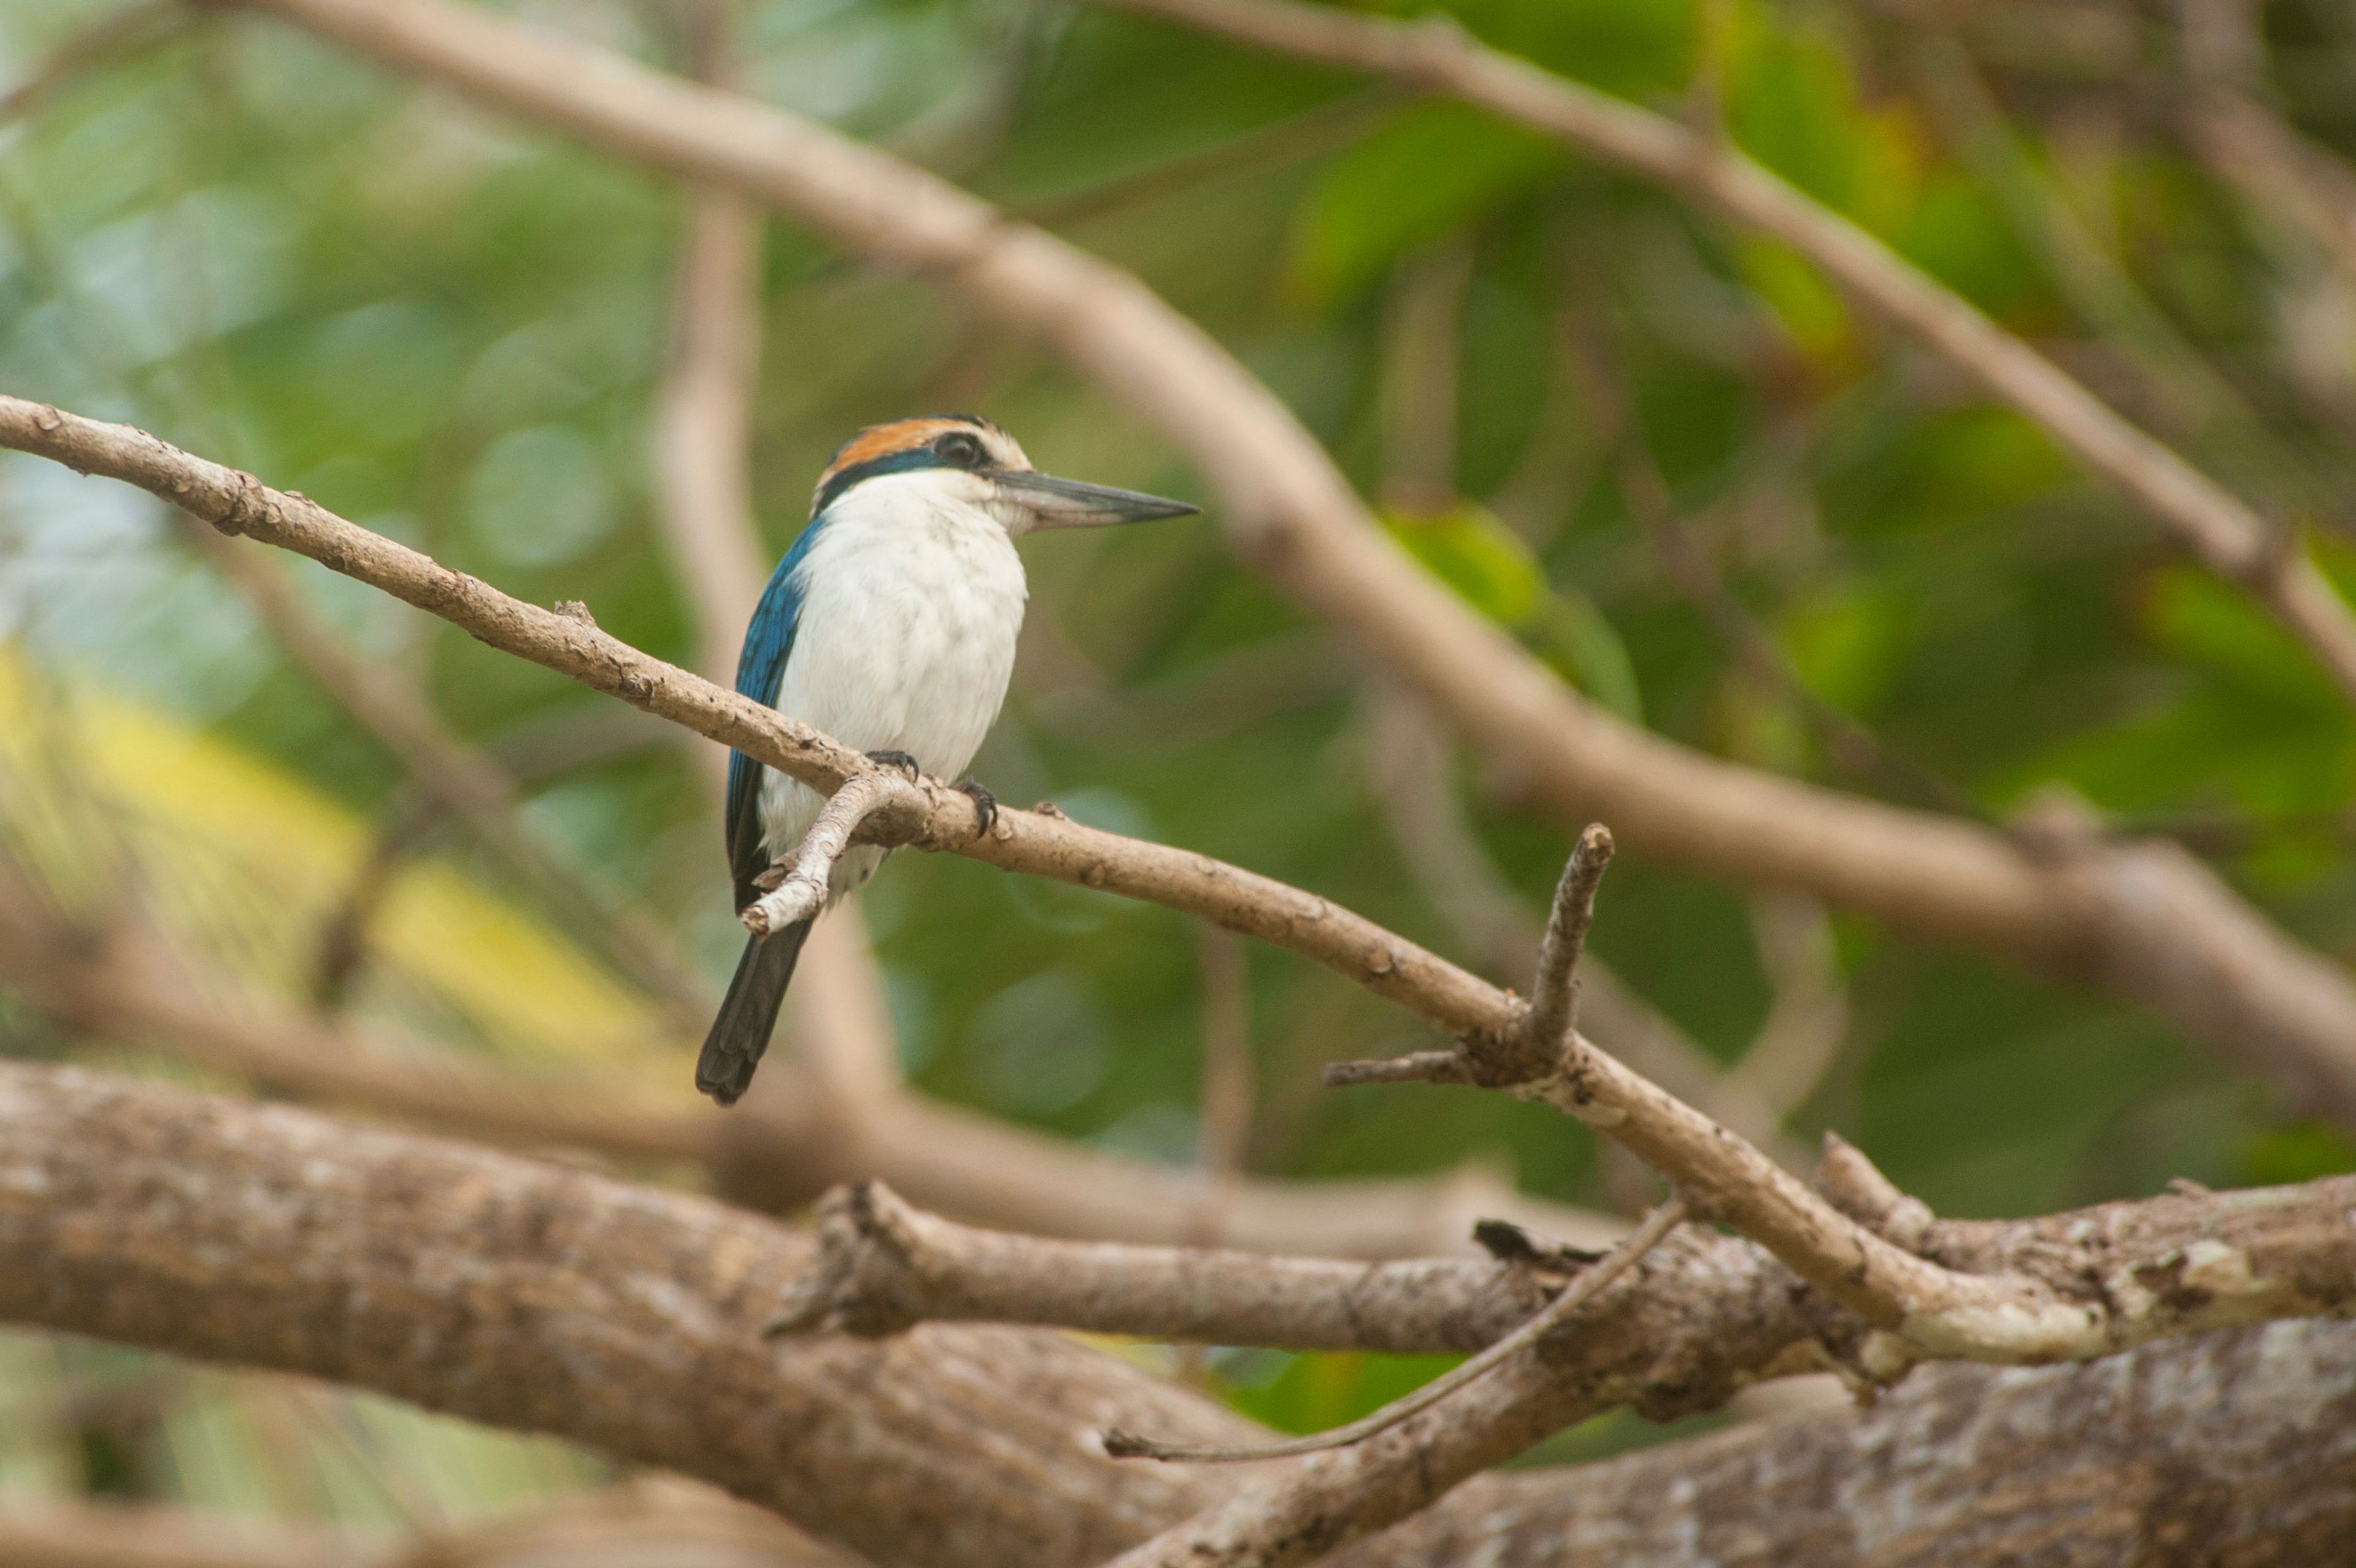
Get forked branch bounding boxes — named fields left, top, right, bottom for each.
left=741, top=771, right=923, bottom=936
left=1101, top=1195, right=1686, bottom=1464
left=765, top=1179, right=1569, bottom=1352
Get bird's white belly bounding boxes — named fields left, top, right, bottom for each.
left=756, top=482, right=1026, bottom=899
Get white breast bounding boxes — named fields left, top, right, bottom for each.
left=756, top=471, right=1028, bottom=897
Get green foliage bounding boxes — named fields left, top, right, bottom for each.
left=1289, top=104, right=1559, bottom=304
left=2245, top=1121, right=2356, bottom=1186
left=1224, top=1349, right=1462, bottom=1436
left=1386, top=498, right=1643, bottom=718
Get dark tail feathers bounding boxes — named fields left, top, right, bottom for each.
left=697, top=919, right=812, bottom=1105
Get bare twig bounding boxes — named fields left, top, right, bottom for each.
left=0, top=396, right=1513, bottom=1039
left=1817, top=1130, right=1937, bottom=1251
left=1093, top=1142, right=2356, bottom=1568
left=1319, top=833, right=2088, bottom=1366
left=764, top=923, right=2348, bottom=1516
left=211, top=0, right=2356, bottom=1170
left=2182, top=0, right=2356, bottom=290
left=1101, top=1194, right=1685, bottom=1464
left=766, top=1179, right=1567, bottom=1351
left=1357, top=686, right=1816, bottom=1169
left=1521, top=823, right=1611, bottom=1066
left=740, top=770, right=922, bottom=935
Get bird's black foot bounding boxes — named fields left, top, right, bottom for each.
left=866, top=749, right=922, bottom=780
left=954, top=778, right=998, bottom=839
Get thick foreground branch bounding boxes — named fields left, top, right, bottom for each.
left=0, top=1061, right=1245, bottom=1568
left=4, top=1061, right=2355, bottom=1568
left=1352, top=1316, right=2356, bottom=1567
left=0, top=1483, right=855, bottom=1568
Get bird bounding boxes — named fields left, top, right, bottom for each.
left=698, top=414, right=1198, bottom=1105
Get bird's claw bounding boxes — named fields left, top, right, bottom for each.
left=866, top=749, right=922, bottom=781
left=954, top=779, right=998, bottom=840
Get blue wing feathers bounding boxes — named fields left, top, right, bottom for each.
left=724, top=518, right=825, bottom=910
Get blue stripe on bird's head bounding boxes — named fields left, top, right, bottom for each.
left=810, top=414, right=1199, bottom=532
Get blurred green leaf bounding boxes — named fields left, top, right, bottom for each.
left=1288, top=103, right=1558, bottom=305
left=1725, top=16, right=1871, bottom=214
left=2244, top=1122, right=2356, bottom=1187
left=1223, top=1350, right=1461, bottom=1435
left=1534, top=584, right=1645, bottom=724
left=1444, top=0, right=1697, bottom=98
left=1782, top=580, right=1912, bottom=716
left=1385, top=498, right=1544, bottom=624
left=1385, top=499, right=1642, bottom=720
left=1735, top=238, right=1853, bottom=366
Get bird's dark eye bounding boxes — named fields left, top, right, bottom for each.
left=933, top=431, right=985, bottom=468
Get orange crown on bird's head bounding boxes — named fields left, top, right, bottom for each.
left=810, top=414, right=1031, bottom=516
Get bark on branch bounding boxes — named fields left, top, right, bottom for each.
left=768, top=1179, right=1567, bottom=1351
left=1353, top=1316, right=2356, bottom=1568
left=0, top=1060, right=1246, bottom=1568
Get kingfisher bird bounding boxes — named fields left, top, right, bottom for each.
left=698, top=414, right=1198, bottom=1105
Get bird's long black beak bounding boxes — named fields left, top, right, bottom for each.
left=997, top=471, right=1199, bottom=529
